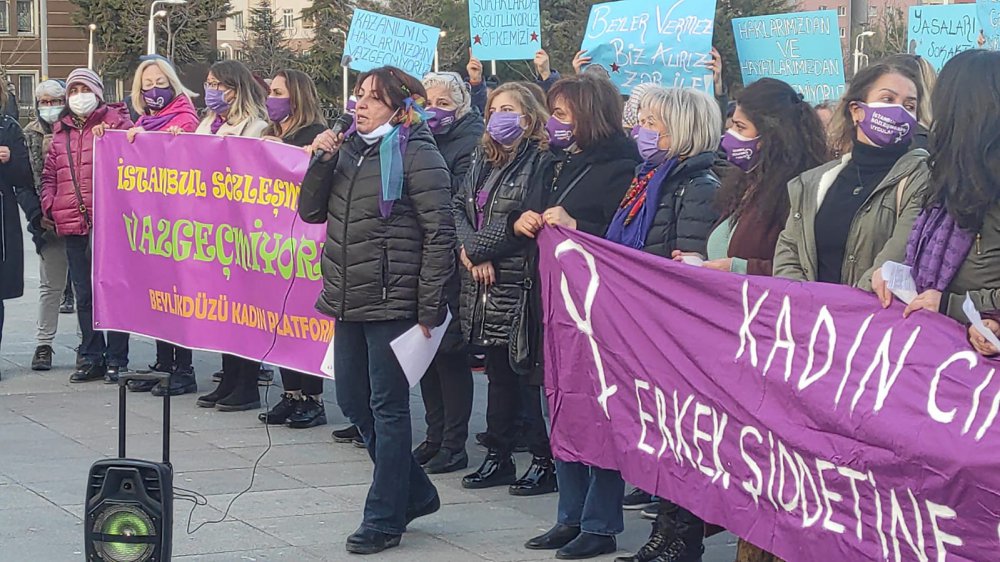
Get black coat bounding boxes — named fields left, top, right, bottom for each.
left=521, top=133, right=641, bottom=384
left=1, top=115, right=39, bottom=300
left=299, top=123, right=456, bottom=326
left=455, top=140, right=553, bottom=347
left=434, top=110, right=485, bottom=353
left=641, top=151, right=721, bottom=258
left=283, top=123, right=327, bottom=148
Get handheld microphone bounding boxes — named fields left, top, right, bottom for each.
left=310, top=112, right=355, bottom=167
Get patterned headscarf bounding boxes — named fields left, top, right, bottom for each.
left=622, top=82, right=656, bottom=129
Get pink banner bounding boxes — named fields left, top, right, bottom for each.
left=92, top=131, right=332, bottom=376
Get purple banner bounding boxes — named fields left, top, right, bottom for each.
left=92, top=131, right=333, bottom=376
left=538, top=227, right=1000, bottom=562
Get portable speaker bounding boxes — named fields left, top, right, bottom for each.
left=85, top=376, right=174, bottom=562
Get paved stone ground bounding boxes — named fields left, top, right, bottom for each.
left=0, top=233, right=737, bottom=561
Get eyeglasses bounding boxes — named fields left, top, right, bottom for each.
left=204, top=81, right=222, bottom=90
left=38, top=99, right=64, bottom=107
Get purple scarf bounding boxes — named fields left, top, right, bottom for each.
left=904, top=204, right=976, bottom=293
left=605, top=158, right=678, bottom=250
left=137, top=111, right=173, bottom=132
left=210, top=116, right=225, bottom=135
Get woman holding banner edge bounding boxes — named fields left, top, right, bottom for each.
left=193, top=60, right=271, bottom=412
left=604, top=85, right=723, bottom=562
left=512, top=73, right=642, bottom=559
left=124, top=55, right=201, bottom=396
left=258, top=68, right=331, bottom=429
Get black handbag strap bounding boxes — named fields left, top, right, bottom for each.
left=553, top=164, right=593, bottom=207
left=64, top=129, right=91, bottom=228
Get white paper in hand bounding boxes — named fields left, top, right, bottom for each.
left=391, top=310, right=452, bottom=388
left=681, top=255, right=704, bottom=267
left=963, top=294, right=1000, bottom=352
left=320, top=332, right=336, bottom=378
left=881, top=261, right=918, bottom=304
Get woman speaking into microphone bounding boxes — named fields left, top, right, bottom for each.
left=300, top=66, right=456, bottom=555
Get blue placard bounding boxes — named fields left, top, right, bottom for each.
left=579, top=0, right=717, bottom=95
left=469, top=0, right=541, bottom=61
left=344, top=9, right=440, bottom=78
left=732, top=10, right=845, bottom=104
left=907, top=4, right=979, bottom=70
left=977, top=0, right=1000, bottom=50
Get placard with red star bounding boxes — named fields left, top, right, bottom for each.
left=468, top=0, right=542, bottom=61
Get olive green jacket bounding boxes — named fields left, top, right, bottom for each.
left=942, top=205, right=1000, bottom=321
left=773, top=149, right=930, bottom=290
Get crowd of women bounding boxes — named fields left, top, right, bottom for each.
left=1, top=44, right=1000, bottom=561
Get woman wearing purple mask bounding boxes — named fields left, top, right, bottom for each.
left=702, top=78, right=828, bottom=280
left=257, top=69, right=330, bottom=430
left=122, top=57, right=201, bottom=396
left=513, top=74, right=641, bottom=560
left=706, top=80, right=828, bottom=562
left=407, top=71, right=484, bottom=475
left=774, top=61, right=930, bottom=293
left=455, top=82, right=555, bottom=495
left=125, top=57, right=199, bottom=144
left=194, top=60, right=268, bottom=139
left=193, top=60, right=270, bottom=413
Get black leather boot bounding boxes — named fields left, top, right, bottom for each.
left=197, top=373, right=235, bottom=408
left=216, top=373, right=261, bottom=412
left=616, top=506, right=672, bottom=562
left=557, top=532, right=617, bottom=560
left=509, top=456, right=558, bottom=496
left=525, top=524, right=580, bottom=550
left=461, top=449, right=516, bottom=489
left=648, top=508, right=705, bottom=562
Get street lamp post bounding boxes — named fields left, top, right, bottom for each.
left=147, top=0, right=187, bottom=55
left=87, top=23, right=97, bottom=70
left=333, top=27, right=349, bottom=112
left=852, top=30, right=875, bottom=77
left=434, top=30, right=447, bottom=73
left=220, top=42, right=233, bottom=60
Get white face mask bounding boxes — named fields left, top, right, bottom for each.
left=39, top=106, right=64, bottom=124
left=358, top=121, right=396, bottom=145
left=68, top=92, right=99, bottom=117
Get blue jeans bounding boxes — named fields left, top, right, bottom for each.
left=334, top=320, right=438, bottom=535
left=65, top=235, right=129, bottom=367
left=556, top=460, right=625, bottom=536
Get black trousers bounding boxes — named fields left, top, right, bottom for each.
left=419, top=350, right=473, bottom=452
left=483, top=347, right=550, bottom=457
left=155, top=340, right=193, bottom=370
left=279, top=368, right=324, bottom=395
left=221, top=354, right=259, bottom=382
left=0, top=300, right=5, bottom=350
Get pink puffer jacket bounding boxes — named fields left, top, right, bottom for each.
left=41, top=103, right=133, bottom=236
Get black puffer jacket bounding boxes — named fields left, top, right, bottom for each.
left=433, top=110, right=485, bottom=352
left=642, top=151, right=721, bottom=258
left=435, top=110, right=485, bottom=192
left=455, top=140, right=553, bottom=347
left=299, top=123, right=455, bottom=326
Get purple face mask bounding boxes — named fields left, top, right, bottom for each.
left=545, top=116, right=575, bottom=149
left=142, top=87, right=174, bottom=111
left=721, top=129, right=760, bottom=172
left=487, top=111, right=524, bottom=146
left=426, top=107, right=457, bottom=134
left=204, top=88, right=230, bottom=114
left=855, top=102, right=917, bottom=147
left=635, top=127, right=668, bottom=164
left=630, top=125, right=641, bottom=139
left=266, top=96, right=292, bottom=123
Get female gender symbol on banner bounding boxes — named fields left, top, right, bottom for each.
left=555, top=238, right=618, bottom=419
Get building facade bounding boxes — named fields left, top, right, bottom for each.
left=216, top=0, right=315, bottom=60
left=0, top=0, right=91, bottom=113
